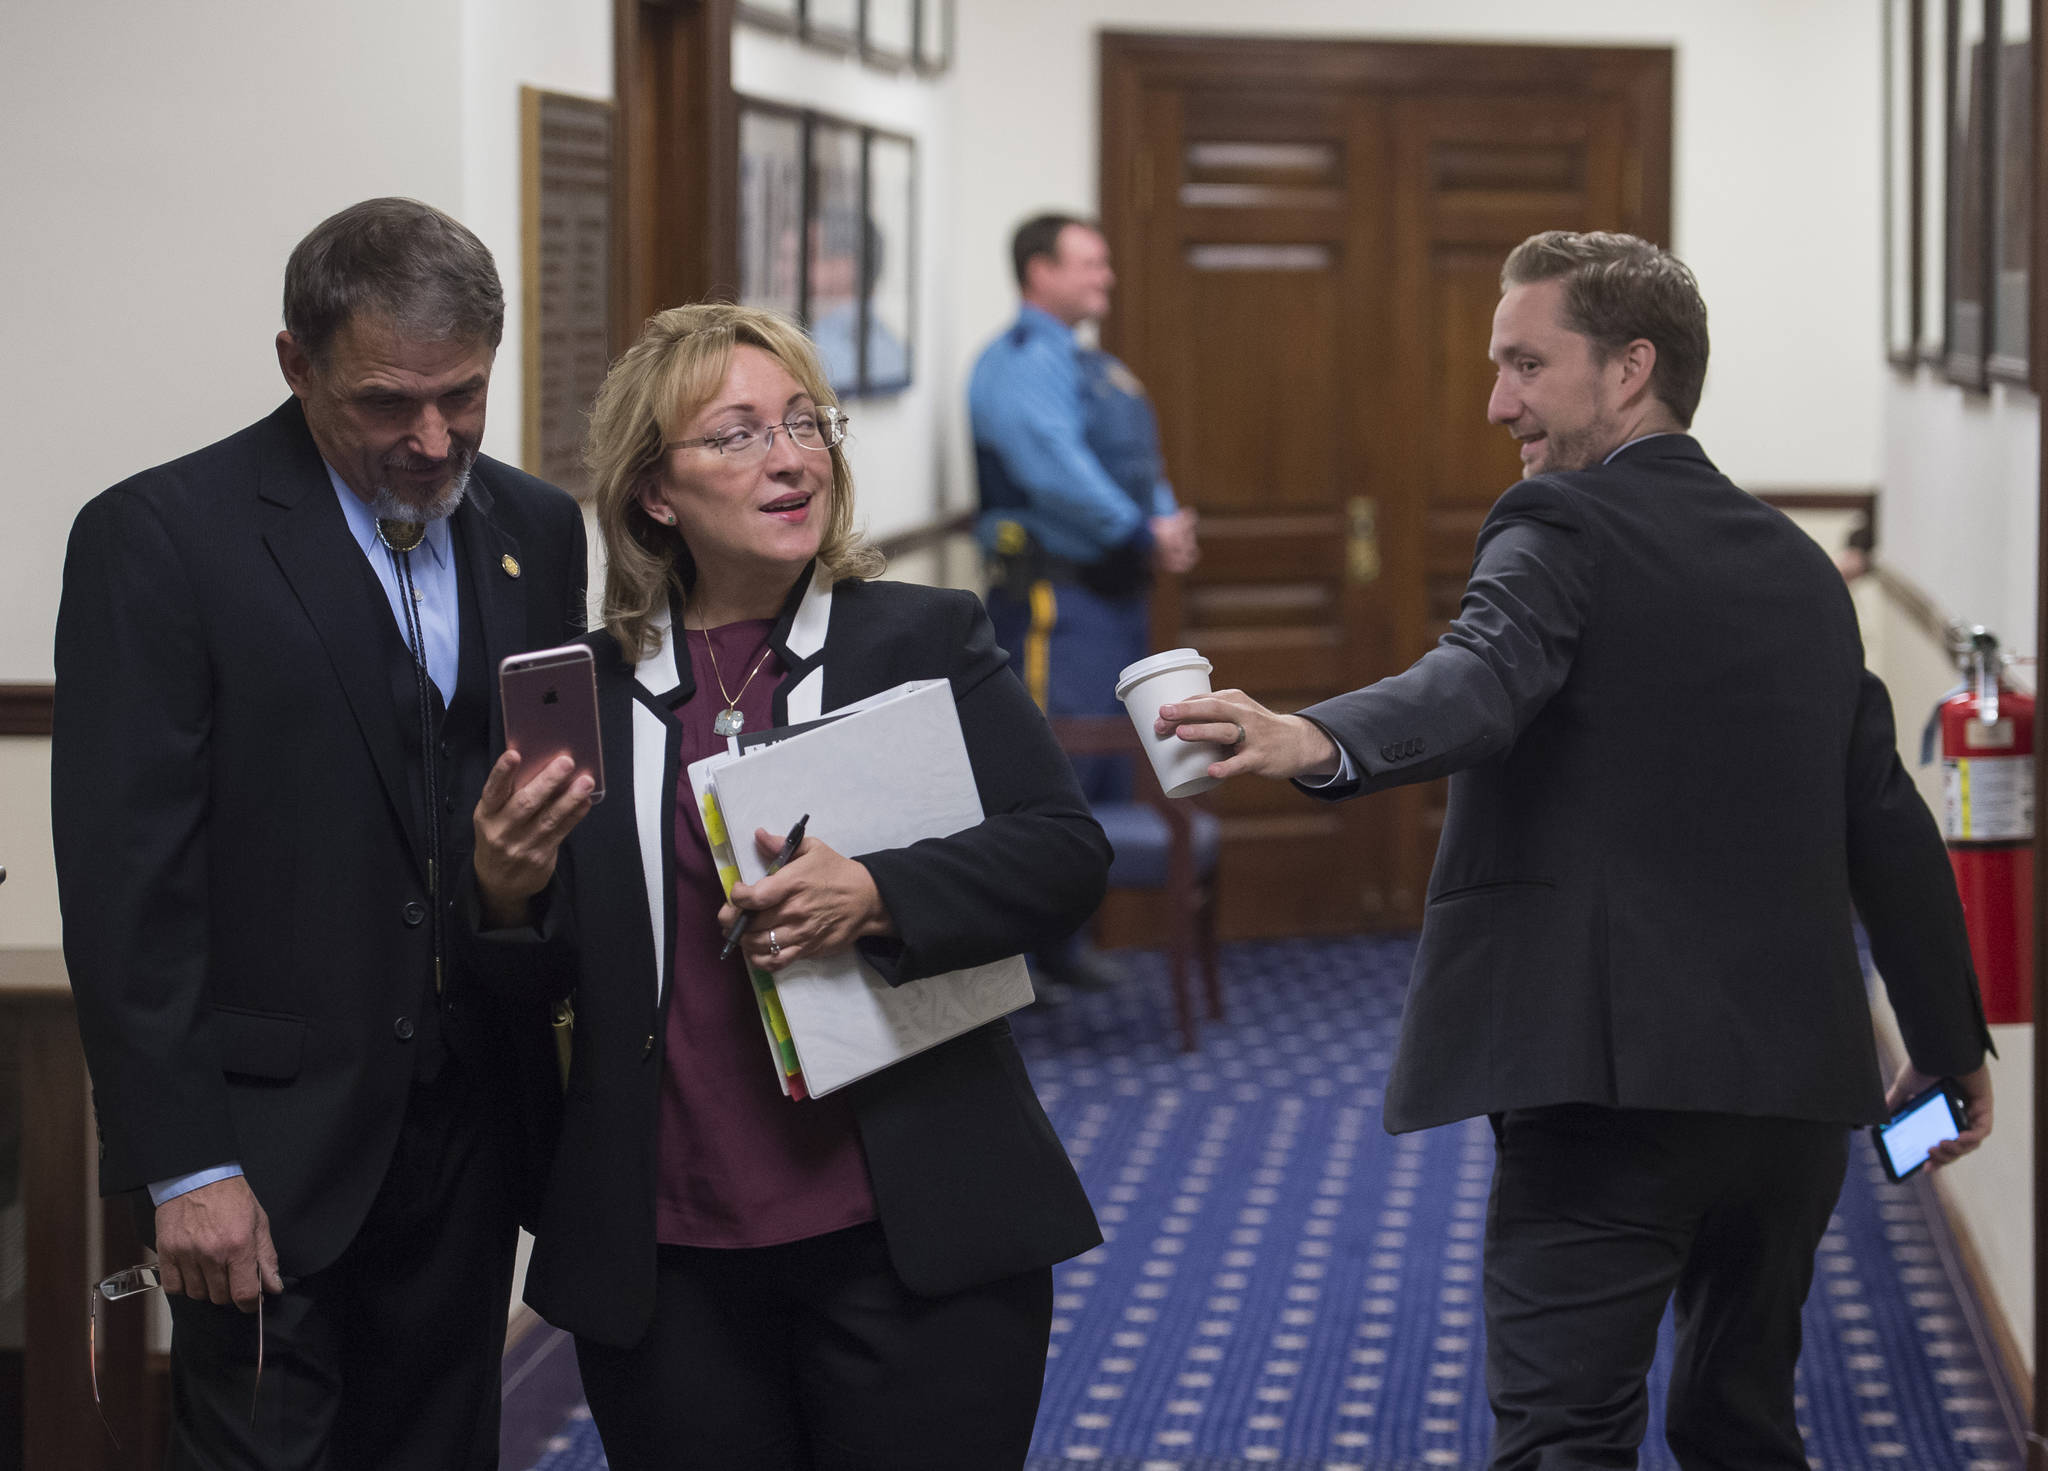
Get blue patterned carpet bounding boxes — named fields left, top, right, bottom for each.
left=516, top=936, right=2023, bottom=1471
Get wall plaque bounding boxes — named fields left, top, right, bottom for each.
left=522, top=87, right=614, bottom=497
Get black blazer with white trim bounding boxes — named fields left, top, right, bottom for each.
left=485, top=567, right=1108, bottom=1348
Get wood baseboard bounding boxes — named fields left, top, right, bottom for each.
left=1920, top=1164, right=2035, bottom=1437
left=0, top=685, right=53, bottom=738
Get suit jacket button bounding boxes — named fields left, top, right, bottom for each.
left=643, top=1033, right=656, bottom=1060
left=394, top=1016, right=416, bottom=1041
left=402, top=900, right=426, bottom=926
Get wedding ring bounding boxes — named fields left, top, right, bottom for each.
left=1230, top=722, right=1247, bottom=747
left=768, top=930, right=781, bottom=956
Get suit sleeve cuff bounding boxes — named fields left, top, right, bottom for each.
left=149, top=1163, right=244, bottom=1207
left=1291, top=719, right=1361, bottom=798
left=1297, top=745, right=1358, bottom=787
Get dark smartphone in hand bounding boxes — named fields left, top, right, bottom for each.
left=499, top=644, right=604, bottom=804
left=1872, top=1080, right=1968, bottom=1182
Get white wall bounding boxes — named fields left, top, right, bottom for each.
left=0, top=1, right=613, bottom=687
left=0, top=0, right=615, bottom=865
left=461, top=0, right=616, bottom=478
left=945, top=0, right=1885, bottom=502
left=1862, top=574, right=2037, bottom=1372
left=1866, top=368, right=2040, bottom=1373
left=2, top=0, right=472, bottom=684
left=733, top=28, right=961, bottom=544
left=1883, top=376, right=2040, bottom=659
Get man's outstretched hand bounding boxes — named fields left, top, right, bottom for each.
left=1155, top=690, right=1343, bottom=782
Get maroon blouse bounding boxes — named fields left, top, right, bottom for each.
left=653, top=618, right=877, bottom=1248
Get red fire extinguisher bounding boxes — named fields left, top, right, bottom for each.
left=1937, top=627, right=2034, bottom=1024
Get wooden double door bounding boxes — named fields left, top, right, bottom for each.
left=1100, top=34, right=1672, bottom=939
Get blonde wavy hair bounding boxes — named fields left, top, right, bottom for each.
left=586, top=302, right=884, bottom=661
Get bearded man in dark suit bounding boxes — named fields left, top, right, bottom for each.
left=1156, top=230, right=1995, bottom=1470
left=53, top=197, right=590, bottom=1469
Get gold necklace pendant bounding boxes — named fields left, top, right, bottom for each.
left=377, top=519, right=426, bottom=554
left=694, top=603, right=776, bottom=739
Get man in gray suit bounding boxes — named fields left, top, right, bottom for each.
left=1156, top=230, right=1994, bottom=1469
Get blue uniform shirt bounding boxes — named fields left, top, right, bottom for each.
left=968, top=305, right=1177, bottom=561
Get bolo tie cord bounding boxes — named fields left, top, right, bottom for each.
left=389, top=546, right=445, bottom=994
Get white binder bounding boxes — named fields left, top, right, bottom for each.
left=694, top=680, right=1035, bottom=1097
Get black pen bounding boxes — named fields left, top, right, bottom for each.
left=720, top=813, right=810, bottom=961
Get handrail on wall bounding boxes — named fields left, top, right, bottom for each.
left=874, top=509, right=976, bottom=562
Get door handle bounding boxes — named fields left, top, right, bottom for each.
left=1347, top=496, right=1381, bottom=586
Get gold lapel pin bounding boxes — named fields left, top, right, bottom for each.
left=501, top=553, right=521, bottom=579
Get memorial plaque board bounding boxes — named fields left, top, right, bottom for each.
left=523, top=87, right=614, bottom=497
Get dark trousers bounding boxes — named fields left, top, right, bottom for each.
left=988, top=578, right=1149, bottom=973
left=166, top=1060, right=520, bottom=1470
left=985, top=578, right=1148, bottom=804
left=1483, top=1105, right=1850, bottom=1471
left=575, top=1221, right=1054, bottom=1471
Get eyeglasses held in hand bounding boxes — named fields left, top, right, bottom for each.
left=666, top=406, right=850, bottom=462
left=92, top=1263, right=263, bottom=1443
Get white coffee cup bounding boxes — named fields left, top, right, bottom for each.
left=1116, top=648, right=1225, bottom=798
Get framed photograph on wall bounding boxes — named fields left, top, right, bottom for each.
left=738, top=100, right=920, bottom=397
left=807, top=119, right=867, bottom=395
left=1921, top=0, right=1951, bottom=361
left=863, top=130, right=916, bottom=394
left=1987, top=0, right=2031, bottom=383
left=803, top=0, right=858, bottom=50
left=1945, top=0, right=1992, bottom=388
left=863, top=0, right=916, bottom=67
left=737, top=0, right=801, bottom=33
left=915, top=0, right=953, bottom=73
left=1884, top=0, right=1922, bottom=367
left=738, top=103, right=806, bottom=321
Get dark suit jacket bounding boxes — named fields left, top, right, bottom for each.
left=53, top=398, right=586, bottom=1272
left=469, top=568, right=1108, bottom=1348
left=1300, top=435, right=1991, bottom=1134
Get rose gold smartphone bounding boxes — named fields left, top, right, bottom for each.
left=499, top=644, right=605, bottom=803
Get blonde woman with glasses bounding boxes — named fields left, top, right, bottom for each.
left=461, top=302, right=1106, bottom=1469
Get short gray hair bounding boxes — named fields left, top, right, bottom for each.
left=282, top=198, right=504, bottom=367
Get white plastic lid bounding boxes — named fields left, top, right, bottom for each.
left=1115, top=647, right=1212, bottom=701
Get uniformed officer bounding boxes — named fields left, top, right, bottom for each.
left=969, top=212, right=1198, bottom=989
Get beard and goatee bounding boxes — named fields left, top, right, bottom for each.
left=369, top=449, right=474, bottom=524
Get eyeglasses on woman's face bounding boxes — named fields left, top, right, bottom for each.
left=666, top=405, right=849, bottom=464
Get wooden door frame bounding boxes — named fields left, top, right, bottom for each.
left=1100, top=33, right=1674, bottom=295
left=612, top=0, right=740, bottom=348
left=1097, top=31, right=1674, bottom=426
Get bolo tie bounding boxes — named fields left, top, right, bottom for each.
left=377, top=516, right=444, bottom=994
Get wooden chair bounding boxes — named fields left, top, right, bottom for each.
left=1049, top=716, right=1223, bottom=1050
